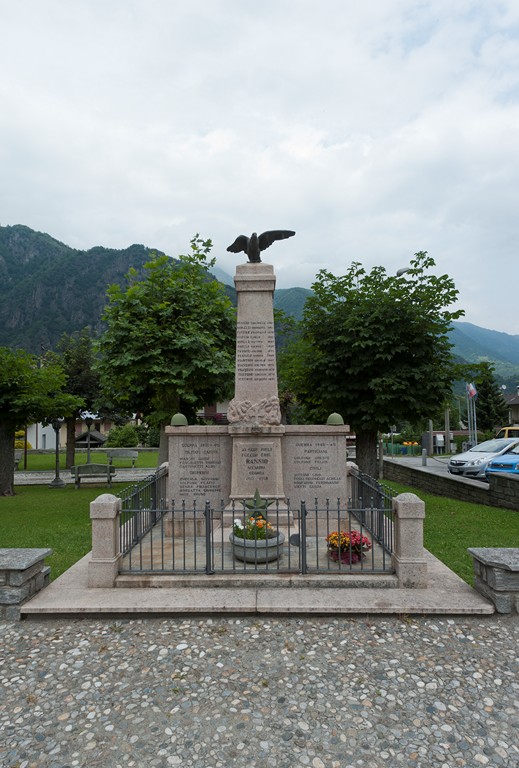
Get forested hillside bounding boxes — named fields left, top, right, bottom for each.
left=1, top=224, right=518, bottom=387
left=0, top=225, right=160, bottom=352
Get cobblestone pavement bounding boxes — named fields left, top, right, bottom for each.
left=1, top=615, right=518, bottom=768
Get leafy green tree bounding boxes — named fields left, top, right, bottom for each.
left=285, top=252, right=463, bottom=476
left=0, top=348, right=82, bottom=496
left=56, top=327, right=101, bottom=469
left=97, top=236, right=236, bottom=463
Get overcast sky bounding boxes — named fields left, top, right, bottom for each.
left=1, top=1, right=518, bottom=334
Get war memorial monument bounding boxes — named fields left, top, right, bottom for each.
left=166, top=231, right=352, bottom=520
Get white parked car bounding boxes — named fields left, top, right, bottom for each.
left=447, top=438, right=519, bottom=480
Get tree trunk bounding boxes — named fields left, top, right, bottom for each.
left=65, top=417, right=76, bottom=469
left=0, top=421, right=16, bottom=496
left=355, top=429, right=379, bottom=478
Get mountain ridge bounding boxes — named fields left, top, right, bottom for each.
left=1, top=224, right=518, bottom=386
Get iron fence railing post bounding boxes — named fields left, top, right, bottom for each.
left=204, top=500, right=214, bottom=575
left=300, top=501, right=308, bottom=574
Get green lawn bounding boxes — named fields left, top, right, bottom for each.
left=2, top=480, right=517, bottom=585
left=17, top=450, right=159, bottom=471
left=387, top=481, right=519, bottom=584
left=1, top=484, right=127, bottom=580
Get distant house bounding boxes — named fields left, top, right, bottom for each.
left=26, top=415, right=112, bottom=450
left=198, top=402, right=229, bottom=425
left=26, top=423, right=61, bottom=450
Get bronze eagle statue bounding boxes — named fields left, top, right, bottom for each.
left=226, top=230, right=295, bottom=263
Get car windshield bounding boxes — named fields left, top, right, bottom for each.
left=469, top=439, right=516, bottom=453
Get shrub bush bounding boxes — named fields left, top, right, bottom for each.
left=105, top=424, right=139, bottom=447
left=14, top=440, right=32, bottom=449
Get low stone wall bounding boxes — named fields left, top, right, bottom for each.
left=383, top=460, right=519, bottom=511
left=0, top=548, right=52, bottom=620
left=487, top=473, right=519, bottom=511
left=468, top=548, right=519, bottom=613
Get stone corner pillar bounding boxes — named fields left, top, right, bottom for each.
left=88, top=493, right=122, bottom=588
left=391, top=492, right=428, bottom=588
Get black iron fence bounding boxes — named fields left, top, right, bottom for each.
left=348, top=466, right=394, bottom=553
left=117, top=471, right=395, bottom=576
left=119, top=466, right=168, bottom=560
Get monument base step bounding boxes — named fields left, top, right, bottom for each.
left=115, top=573, right=399, bottom=589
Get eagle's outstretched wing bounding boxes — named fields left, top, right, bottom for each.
left=226, top=235, right=249, bottom=254
left=258, top=230, right=295, bottom=252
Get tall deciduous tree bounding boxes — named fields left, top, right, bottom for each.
left=0, top=348, right=82, bottom=496
left=97, top=236, right=236, bottom=463
left=286, top=252, right=463, bottom=476
left=56, top=328, right=100, bottom=469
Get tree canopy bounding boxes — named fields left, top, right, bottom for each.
left=97, top=236, right=236, bottom=462
left=283, top=252, right=464, bottom=475
left=0, top=348, right=81, bottom=495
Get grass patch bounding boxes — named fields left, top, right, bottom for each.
left=387, top=481, right=519, bottom=584
left=0, top=484, right=127, bottom=580
left=17, top=451, right=158, bottom=471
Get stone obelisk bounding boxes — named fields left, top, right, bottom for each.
left=225, top=262, right=288, bottom=519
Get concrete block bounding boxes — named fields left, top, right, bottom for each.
left=0, top=583, right=31, bottom=604
left=5, top=604, right=21, bottom=621
left=8, top=560, right=45, bottom=586
left=486, top=568, right=519, bottom=591
left=473, top=576, right=513, bottom=614
left=88, top=555, right=122, bottom=588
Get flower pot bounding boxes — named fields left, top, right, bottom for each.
left=328, top=549, right=362, bottom=564
left=229, top=531, right=285, bottom=563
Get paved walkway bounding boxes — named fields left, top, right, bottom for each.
left=5, top=461, right=518, bottom=766
left=1, top=613, right=518, bottom=767
left=14, top=468, right=153, bottom=486
left=384, top=454, right=453, bottom=477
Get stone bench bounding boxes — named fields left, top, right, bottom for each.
left=106, top=449, right=139, bottom=468
left=0, top=548, right=52, bottom=620
left=468, top=548, right=519, bottom=614
left=71, top=463, right=116, bottom=489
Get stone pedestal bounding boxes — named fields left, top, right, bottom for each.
left=224, top=424, right=290, bottom=523
left=468, top=548, right=519, bottom=613
left=0, top=548, right=52, bottom=620
left=88, top=494, right=122, bottom=588
left=166, top=426, right=231, bottom=512
left=391, top=493, right=428, bottom=588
